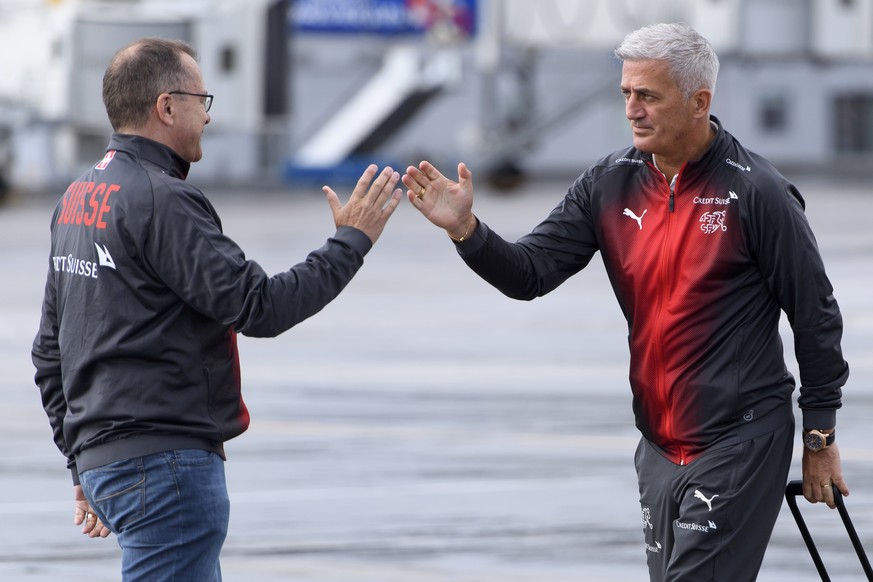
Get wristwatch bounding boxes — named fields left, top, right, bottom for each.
left=803, top=429, right=835, bottom=452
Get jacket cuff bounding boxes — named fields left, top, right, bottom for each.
left=455, top=220, right=487, bottom=254
left=334, top=226, right=373, bottom=256
left=802, top=409, right=836, bottom=431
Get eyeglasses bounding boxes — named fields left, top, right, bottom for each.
left=168, top=91, right=213, bottom=112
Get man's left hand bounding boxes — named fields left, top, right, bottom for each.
left=802, top=443, right=849, bottom=509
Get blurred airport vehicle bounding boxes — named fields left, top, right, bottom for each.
left=0, top=0, right=291, bottom=196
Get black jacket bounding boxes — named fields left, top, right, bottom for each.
left=33, top=134, right=372, bottom=483
left=457, top=117, right=848, bottom=465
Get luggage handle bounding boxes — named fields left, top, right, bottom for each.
left=784, top=480, right=873, bottom=581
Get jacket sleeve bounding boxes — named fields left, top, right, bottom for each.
left=457, top=178, right=599, bottom=300
left=31, top=263, right=80, bottom=485
left=144, top=184, right=372, bottom=338
left=747, top=177, right=849, bottom=429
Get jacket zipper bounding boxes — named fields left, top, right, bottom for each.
left=648, top=162, right=686, bottom=465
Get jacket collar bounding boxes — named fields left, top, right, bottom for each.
left=108, top=133, right=191, bottom=180
left=681, top=114, right=732, bottom=178
left=701, top=114, right=728, bottom=163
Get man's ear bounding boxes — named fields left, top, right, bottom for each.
left=155, top=93, right=174, bottom=126
left=692, top=89, right=712, bottom=119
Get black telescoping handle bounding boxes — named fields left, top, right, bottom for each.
left=785, top=480, right=873, bottom=581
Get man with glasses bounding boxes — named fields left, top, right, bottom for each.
left=32, top=37, right=402, bottom=581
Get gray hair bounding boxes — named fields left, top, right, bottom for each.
left=614, top=23, right=719, bottom=100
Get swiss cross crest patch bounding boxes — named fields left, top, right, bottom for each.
left=699, top=210, right=727, bottom=234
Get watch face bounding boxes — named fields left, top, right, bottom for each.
left=804, top=432, right=825, bottom=451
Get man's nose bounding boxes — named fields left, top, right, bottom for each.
left=626, top=97, right=644, bottom=120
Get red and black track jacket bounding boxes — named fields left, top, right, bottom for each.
left=458, top=117, right=848, bottom=465
left=32, top=134, right=374, bottom=484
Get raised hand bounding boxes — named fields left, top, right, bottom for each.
left=403, top=161, right=476, bottom=240
left=324, top=164, right=403, bottom=244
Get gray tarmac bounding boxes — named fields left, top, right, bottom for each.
left=1, top=173, right=872, bottom=581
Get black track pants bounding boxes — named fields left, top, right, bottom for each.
left=635, top=420, right=794, bottom=581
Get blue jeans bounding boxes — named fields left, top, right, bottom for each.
left=79, top=449, right=229, bottom=582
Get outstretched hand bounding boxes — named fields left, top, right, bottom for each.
left=403, top=161, right=476, bottom=240
left=324, top=164, right=403, bottom=244
left=73, top=485, right=111, bottom=538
